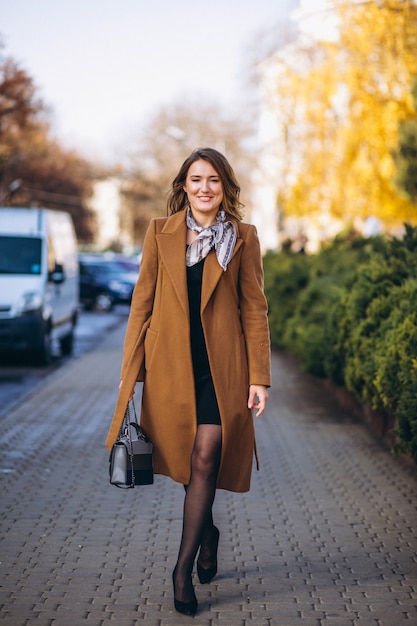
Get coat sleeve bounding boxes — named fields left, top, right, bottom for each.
left=120, top=218, right=159, bottom=381
left=238, top=224, right=271, bottom=387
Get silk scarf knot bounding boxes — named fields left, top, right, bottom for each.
left=186, top=207, right=237, bottom=271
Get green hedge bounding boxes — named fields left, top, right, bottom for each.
left=263, top=225, right=417, bottom=465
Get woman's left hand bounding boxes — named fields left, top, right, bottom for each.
left=248, top=385, right=269, bottom=417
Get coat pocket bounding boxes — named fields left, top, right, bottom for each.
left=144, top=327, right=158, bottom=372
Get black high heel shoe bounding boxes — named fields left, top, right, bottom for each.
left=197, top=525, right=220, bottom=584
left=172, top=569, right=197, bottom=616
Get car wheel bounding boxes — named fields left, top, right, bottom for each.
left=32, top=331, right=53, bottom=366
left=60, top=329, right=74, bottom=355
left=95, top=291, right=114, bottom=312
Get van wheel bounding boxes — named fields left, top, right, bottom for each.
left=60, top=329, right=74, bottom=356
left=33, top=332, right=53, bottom=366
left=95, top=292, right=113, bottom=312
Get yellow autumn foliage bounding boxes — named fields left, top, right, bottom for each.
left=279, top=0, right=417, bottom=230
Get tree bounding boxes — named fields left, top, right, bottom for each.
left=122, top=100, right=257, bottom=245
left=0, top=56, right=44, bottom=196
left=394, top=80, right=417, bottom=204
left=273, top=0, right=417, bottom=232
left=6, top=138, right=96, bottom=242
left=0, top=48, right=96, bottom=242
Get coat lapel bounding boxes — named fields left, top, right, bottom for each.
left=201, top=230, right=243, bottom=313
left=156, top=213, right=189, bottom=318
left=156, top=212, right=244, bottom=316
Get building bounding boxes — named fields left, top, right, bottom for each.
left=88, top=177, right=135, bottom=251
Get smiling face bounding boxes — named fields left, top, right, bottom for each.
left=183, top=159, right=224, bottom=227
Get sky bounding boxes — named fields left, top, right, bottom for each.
left=1, top=0, right=300, bottom=163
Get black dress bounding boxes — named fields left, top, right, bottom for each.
left=186, top=258, right=221, bottom=426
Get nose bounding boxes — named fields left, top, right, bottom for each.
left=200, top=178, right=209, bottom=191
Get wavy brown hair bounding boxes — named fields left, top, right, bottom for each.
left=167, top=147, right=244, bottom=220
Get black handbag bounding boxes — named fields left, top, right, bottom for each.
left=109, top=399, right=154, bottom=488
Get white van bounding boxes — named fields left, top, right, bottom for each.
left=0, top=207, right=79, bottom=365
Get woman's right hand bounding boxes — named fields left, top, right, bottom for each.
left=119, top=380, right=135, bottom=400
left=248, top=384, right=268, bottom=417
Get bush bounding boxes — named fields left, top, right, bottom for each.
left=283, top=276, right=341, bottom=377
left=264, top=226, right=417, bottom=465
left=263, top=251, right=310, bottom=348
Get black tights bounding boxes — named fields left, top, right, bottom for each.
left=173, top=424, right=222, bottom=603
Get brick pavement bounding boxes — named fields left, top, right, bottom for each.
left=0, top=322, right=416, bottom=625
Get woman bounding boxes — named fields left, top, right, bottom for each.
left=106, top=147, right=271, bottom=616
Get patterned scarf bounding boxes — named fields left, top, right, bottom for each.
left=186, top=207, right=237, bottom=271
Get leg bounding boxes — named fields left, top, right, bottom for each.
left=182, top=484, right=218, bottom=569
left=182, top=488, right=215, bottom=539
left=182, top=486, right=219, bottom=580
left=173, top=424, right=222, bottom=607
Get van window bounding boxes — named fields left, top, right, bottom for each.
left=0, top=236, right=42, bottom=275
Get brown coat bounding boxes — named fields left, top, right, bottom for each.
left=105, top=210, right=271, bottom=493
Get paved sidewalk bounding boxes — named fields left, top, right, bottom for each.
left=0, top=322, right=416, bottom=625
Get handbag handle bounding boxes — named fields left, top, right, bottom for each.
left=123, top=398, right=141, bottom=487
left=130, top=397, right=139, bottom=426
left=125, top=398, right=150, bottom=442
left=122, top=397, right=138, bottom=438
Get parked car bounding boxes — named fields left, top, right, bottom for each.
left=107, top=254, right=141, bottom=273
left=79, top=255, right=138, bottom=312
